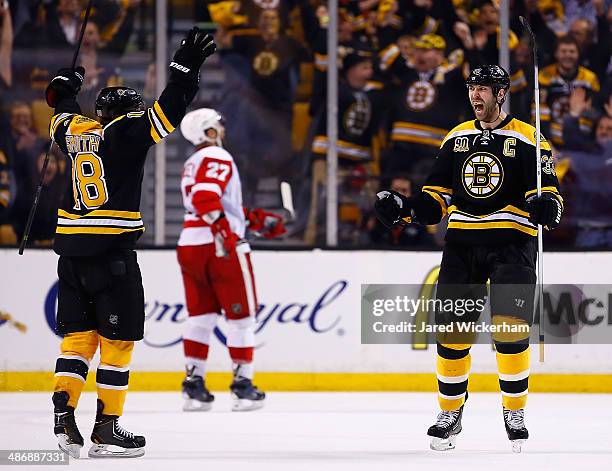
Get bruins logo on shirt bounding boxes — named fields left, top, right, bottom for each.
left=406, top=80, right=436, bottom=111
left=462, top=152, right=504, bottom=198
left=343, top=92, right=372, bottom=136
left=253, top=51, right=279, bottom=76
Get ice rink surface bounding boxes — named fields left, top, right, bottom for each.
left=1, top=391, right=610, bottom=471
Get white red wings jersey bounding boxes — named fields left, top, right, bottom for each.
left=177, top=145, right=250, bottom=251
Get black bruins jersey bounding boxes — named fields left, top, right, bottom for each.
left=420, top=115, right=563, bottom=244
left=378, top=46, right=469, bottom=150
left=49, top=82, right=193, bottom=257
left=537, top=64, right=600, bottom=147
left=310, top=80, right=385, bottom=164
left=231, top=34, right=308, bottom=110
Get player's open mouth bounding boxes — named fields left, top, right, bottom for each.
left=473, top=103, right=484, bottom=112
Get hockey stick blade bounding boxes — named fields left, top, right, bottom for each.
left=280, top=181, right=295, bottom=222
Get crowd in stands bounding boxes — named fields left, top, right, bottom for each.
left=1, top=0, right=611, bottom=249
left=0, top=0, right=141, bottom=246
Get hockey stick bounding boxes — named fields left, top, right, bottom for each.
left=18, top=0, right=93, bottom=255
left=0, top=310, right=27, bottom=333
left=519, top=16, right=545, bottom=362
left=280, top=181, right=295, bottom=222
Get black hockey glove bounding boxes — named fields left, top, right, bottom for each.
left=169, top=27, right=217, bottom=84
left=525, top=193, right=562, bottom=229
left=374, top=190, right=415, bottom=229
left=45, top=67, right=85, bottom=108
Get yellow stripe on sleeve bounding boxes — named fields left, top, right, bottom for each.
left=153, top=102, right=175, bottom=133
left=58, top=209, right=142, bottom=220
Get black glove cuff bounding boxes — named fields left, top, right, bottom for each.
left=412, top=192, right=444, bottom=225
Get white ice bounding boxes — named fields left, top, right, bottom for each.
left=1, top=392, right=611, bottom=471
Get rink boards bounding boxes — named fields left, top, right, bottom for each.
left=1, top=249, right=612, bottom=392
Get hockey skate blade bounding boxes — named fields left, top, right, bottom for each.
left=430, top=435, right=458, bottom=451
left=511, top=439, right=526, bottom=453
left=231, top=397, right=265, bottom=412
left=88, top=444, right=145, bottom=458
left=57, top=434, right=81, bottom=459
left=183, top=398, right=213, bottom=412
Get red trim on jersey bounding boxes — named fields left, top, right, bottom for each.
left=184, top=219, right=209, bottom=228
left=192, top=190, right=223, bottom=216
left=194, top=157, right=233, bottom=193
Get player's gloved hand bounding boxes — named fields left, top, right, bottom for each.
left=246, top=208, right=287, bottom=239
left=170, top=27, right=217, bottom=84
left=210, top=212, right=239, bottom=257
left=374, top=190, right=415, bottom=228
left=45, top=67, right=85, bottom=108
left=525, top=193, right=562, bottom=229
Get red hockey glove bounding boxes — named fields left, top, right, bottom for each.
left=246, top=208, right=287, bottom=239
left=210, top=213, right=239, bottom=256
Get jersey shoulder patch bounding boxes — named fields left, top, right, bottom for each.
left=69, top=115, right=103, bottom=135
left=440, top=120, right=478, bottom=147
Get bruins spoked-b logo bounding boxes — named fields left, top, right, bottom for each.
left=406, top=80, right=436, bottom=111
left=253, top=51, right=279, bottom=77
left=462, top=152, right=504, bottom=198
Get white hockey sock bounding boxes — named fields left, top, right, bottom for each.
left=233, top=362, right=254, bottom=380
left=186, top=359, right=207, bottom=378
left=183, top=313, right=219, bottom=378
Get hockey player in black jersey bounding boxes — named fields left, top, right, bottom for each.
left=374, top=65, right=562, bottom=453
left=46, top=28, right=216, bottom=458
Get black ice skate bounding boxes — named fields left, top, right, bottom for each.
left=503, top=407, right=529, bottom=453
left=182, top=374, right=215, bottom=411
left=89, top=399, right=145, bottom=458
left=427, top=405, right=464, bottom=451
left=230, top=376, right=266, bottom=412
left=53, top=391, right=84, bottom=459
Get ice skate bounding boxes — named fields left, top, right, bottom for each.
left=427, top=405, right=463, bottom=451
left=88, top=400, right=145, bottom=458
left=230, top=376, right=265, bottom=411
left=503, top=407, right=528, bottom=453
left=182, top=374, right=215, bottom=411
left=53, top=391, right=83, bottom=459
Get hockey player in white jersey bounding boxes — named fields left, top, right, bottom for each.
left=177, top=108, right=285, bottom=412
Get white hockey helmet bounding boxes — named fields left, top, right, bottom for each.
left=180, top=108, right=225, bottom=146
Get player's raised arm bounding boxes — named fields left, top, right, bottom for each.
left=102, top=27, right=217, bottom=145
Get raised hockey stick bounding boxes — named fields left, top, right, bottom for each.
left=18, top=0, right=93, bottom=255
left=519, top=16, right=545, bottom=362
